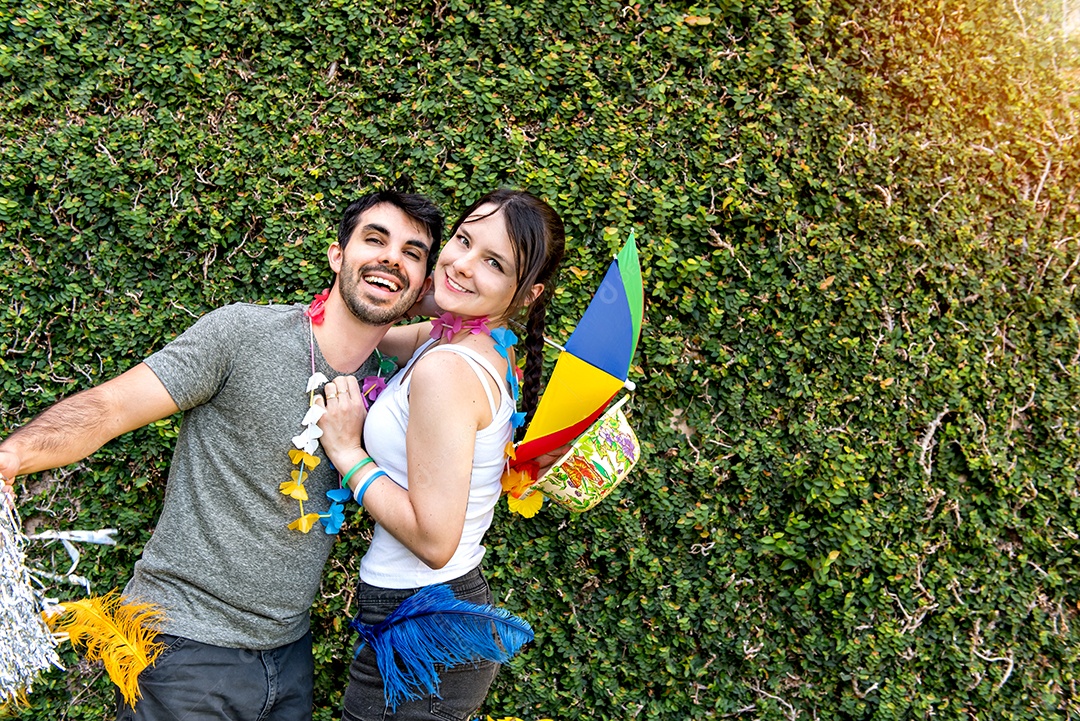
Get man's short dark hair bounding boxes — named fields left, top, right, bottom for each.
left=337, top=190, right=444, bottom=274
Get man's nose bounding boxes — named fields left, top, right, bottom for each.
left=378, top=243, right=404, bottom=267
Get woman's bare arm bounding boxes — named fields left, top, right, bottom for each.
left=319, top=352, right=489, bottom=569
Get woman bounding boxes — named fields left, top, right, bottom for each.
left=316, top=188, right=565, bottom=721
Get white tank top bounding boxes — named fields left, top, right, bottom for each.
left=359, top=339, right=514, bottom=588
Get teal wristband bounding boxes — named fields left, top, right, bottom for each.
left=340, top=457, right=374, bottom=488
left=353, top=470, right=386, bottom=507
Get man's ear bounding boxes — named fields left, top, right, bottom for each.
left=327, top=241, right=343, bottom=275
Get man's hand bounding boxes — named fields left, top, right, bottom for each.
left=0, top=448, right=19, bottom=506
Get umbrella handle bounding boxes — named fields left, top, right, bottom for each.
left=508, top=320, right=567, bottom=352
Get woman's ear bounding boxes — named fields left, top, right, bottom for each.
left=524, top=283, right=544, bottom=307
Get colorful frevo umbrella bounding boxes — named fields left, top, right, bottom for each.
left=504, top=231, right=643, bottom=514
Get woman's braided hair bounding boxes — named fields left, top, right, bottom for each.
left=448, top=189, right=565, bottom=433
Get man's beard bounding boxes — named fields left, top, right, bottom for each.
left=338, top=262, right=417, bottom=325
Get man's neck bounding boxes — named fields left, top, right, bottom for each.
left=312, top=295, right=389, bottom=374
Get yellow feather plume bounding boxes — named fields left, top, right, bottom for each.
left=0, top=688, right=30, bottom=715
left=49, top=591, right=167, bottom=708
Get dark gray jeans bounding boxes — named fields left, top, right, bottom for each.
left=115, top=630, right=314, bottom=721
left=340, top=567, right=499, bottom=721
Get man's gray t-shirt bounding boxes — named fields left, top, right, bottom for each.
left=129, top=302, right=380, bottom=649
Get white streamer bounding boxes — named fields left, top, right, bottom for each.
left=0, top=502, right=63, bottom=703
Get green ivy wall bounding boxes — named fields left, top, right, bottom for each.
left=2, top=0, right=1077, bottom=718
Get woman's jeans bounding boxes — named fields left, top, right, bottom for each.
left=340, top=567, right=499, bottom=721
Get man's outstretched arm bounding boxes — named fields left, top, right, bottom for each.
left=0, top=363, right=180, bottom=495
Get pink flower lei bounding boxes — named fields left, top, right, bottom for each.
left=428, top=312, right=491, bottom=342
left=305, top=288, right=329, bottom=325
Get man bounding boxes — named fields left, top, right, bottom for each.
left=0, top=190, right=443, bottom=720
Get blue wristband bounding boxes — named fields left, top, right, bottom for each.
left=353, top=469, right=386, bottom=507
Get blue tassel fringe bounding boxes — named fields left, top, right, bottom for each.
left=349, top=583, right=534, bottom=710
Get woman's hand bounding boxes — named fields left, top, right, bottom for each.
left=313, top=375, right=369, bottom=469
left=534, top=442, right=573, bottom=479
left=405, top=282, right=443, bottom=320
